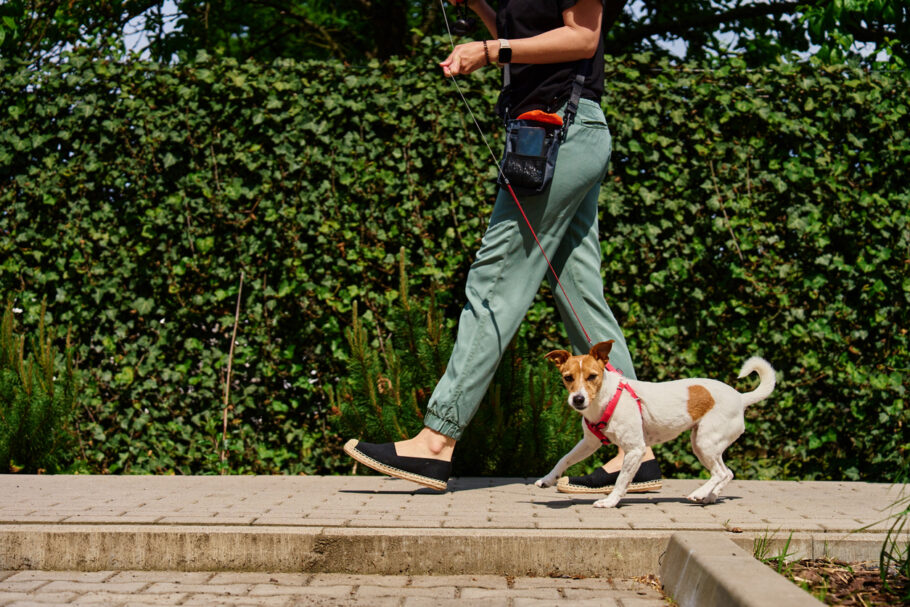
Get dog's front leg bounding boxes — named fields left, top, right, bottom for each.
left=535, top=435, right=600, bottom=488
left=593, top=446, right=645, bottom=508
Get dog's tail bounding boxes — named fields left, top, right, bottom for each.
left=738, top=357, right=776, bottom=408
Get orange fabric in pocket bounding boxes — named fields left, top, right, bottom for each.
left=516, top=110, right=563, bottom=126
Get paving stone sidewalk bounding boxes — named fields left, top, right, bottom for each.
left=0, top=570, right=666, bottom=606
left=2, top=475, right=906, bottom=606
left=2, top=475, right=904, bottom=533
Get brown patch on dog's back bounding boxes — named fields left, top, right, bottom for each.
left=687, top=385, right=715, bottom=421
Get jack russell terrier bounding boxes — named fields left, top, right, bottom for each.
left=535, top=340, right=775, bottom=508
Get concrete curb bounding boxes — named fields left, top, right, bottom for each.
left=3, top=526, right=849, bottom=605
left=2, top=524, right=883, bottom=606
left=661, top=532, right=824, bottom=607
left=0, top=523, right=888, bottom=575
left=1, top=525, right=669, bottom=577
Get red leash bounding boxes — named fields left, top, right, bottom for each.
left=504, top=182, right=593, bottom=345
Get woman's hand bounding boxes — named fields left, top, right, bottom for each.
left=440, top=40, right=492, bottom=77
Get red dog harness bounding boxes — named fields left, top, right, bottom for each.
left=584, top=363, right=643, bottom=446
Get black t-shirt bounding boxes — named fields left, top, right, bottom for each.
left=495, top=0, right=605, bottom=119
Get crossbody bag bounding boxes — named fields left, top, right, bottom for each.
left=497, top=60, right=591, bottom=194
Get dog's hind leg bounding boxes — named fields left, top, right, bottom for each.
left=687, top=426, right=735, bottom=504
left=687, top=457, right=733, bottom=504
left=535, top=434, right=601, bottom=488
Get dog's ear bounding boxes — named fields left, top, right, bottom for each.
left=544, top=350, right=570, bottom=366
left=590, top=340, right=614, bottom=363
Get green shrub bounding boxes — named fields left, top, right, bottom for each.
left=0, top=300, right=77, bottom=473
left=328, top=251, right=454, bottom=446
left=0, top=43, right=907, bottom=478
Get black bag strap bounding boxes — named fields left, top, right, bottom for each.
left=559, top=58, right=591, bottom=140
left=501, top=62, right=512, bottom=119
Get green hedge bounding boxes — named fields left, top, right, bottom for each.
left=1, top=42, right=907, bottom=479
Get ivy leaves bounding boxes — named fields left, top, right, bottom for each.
left=0, top=46, right=907, bottom=480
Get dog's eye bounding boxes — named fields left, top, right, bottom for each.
left=587, top=374, right=599, bottom=382
left=563, top=374, right=573, bottom=382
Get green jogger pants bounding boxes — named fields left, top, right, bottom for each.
left=424, top=99, right=636, bottom=440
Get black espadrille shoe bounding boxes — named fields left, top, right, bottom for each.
left=343, top=439, right=451, bottom=491
left=556, top=459, right=662, bottom=494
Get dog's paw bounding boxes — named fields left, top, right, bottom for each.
left=593, top=496, right=620, bottom=508
left=686, top=492, right=718, bottom=505
left=534, top=476, right=557, bottom=488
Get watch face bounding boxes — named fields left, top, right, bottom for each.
left=500, top=43, right=512, bottom=63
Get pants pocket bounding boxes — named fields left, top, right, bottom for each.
left=579, top=118, right=609, bottom=130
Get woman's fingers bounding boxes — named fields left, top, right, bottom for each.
left=439, top=54, right=457, bottom=77
left=440, top=42, right=484, bottom=77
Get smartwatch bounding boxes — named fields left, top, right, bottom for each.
left=498, top=39, right=512, bottom=64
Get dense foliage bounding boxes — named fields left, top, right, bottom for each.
left=0, top=43, right=907, bottom=479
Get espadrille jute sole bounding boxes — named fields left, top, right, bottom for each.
left=556, top=477, right=662, bottom=494
left=343, top=439, right=448, bottom=491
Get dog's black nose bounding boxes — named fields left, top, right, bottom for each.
left=572, top=394, right=586, bottom=408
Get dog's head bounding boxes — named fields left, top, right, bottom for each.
left=545, top=340, right=614, bottom=412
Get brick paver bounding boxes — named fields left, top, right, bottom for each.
left=0, top=571, right=666, bottom=606
left=2, top=475, right=906, bottom=606
left=2, top=476, right=904, bottom=535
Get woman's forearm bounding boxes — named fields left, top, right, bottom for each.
left=500, top=0, right=602, bottom=64
left=497, top=26, right=599, bottom=64
left=441, top=0, right=602, bottom=77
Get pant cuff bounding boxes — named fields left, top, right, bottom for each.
left=423, top=412, right=463, bottom=441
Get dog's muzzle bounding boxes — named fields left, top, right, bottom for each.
left=571, top=394, right=587, bottom=410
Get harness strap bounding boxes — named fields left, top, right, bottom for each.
left=584, top=363, right=643, bottom=446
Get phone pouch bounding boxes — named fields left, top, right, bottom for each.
left=497, top=113, right=564, bottom=194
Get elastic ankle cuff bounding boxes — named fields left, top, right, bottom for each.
left=423, top=413, right=462, bottom=441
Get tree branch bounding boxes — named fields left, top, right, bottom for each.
left=610, top=1, right=804, bottom=47
left=247, top=0, right=347, bottom=58
left=841, top=21, right=897, bottom=45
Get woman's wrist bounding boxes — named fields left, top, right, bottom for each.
left=496, top=39, right=510, bottom=64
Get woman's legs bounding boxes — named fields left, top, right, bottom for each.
left=400, top=101, right=611, bottom=456
left=547, top=175, right=635, bottom=376
left=416, top=191, right=597, bottom=445
left=365, top=101, right=656, bottom=476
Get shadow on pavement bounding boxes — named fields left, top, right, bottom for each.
left=528, top=494, right=743, bottom=508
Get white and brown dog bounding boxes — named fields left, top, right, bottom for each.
left=535, top=340, right=775, bottom=508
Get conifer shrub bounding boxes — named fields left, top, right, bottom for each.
left=328, top=250, right=585, bottom=477
left=0, top=300, right=78, bottom=473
